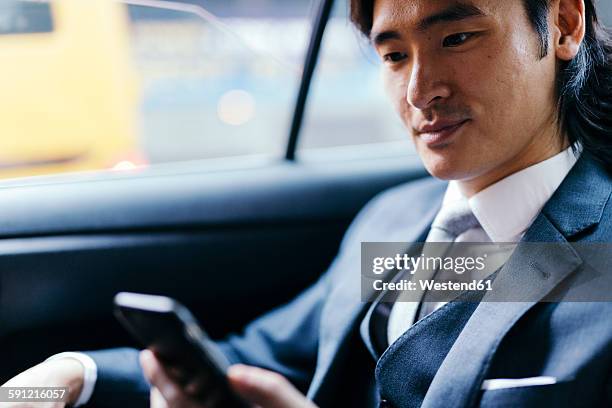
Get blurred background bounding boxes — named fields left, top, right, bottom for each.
left=0, top=0, right=610, bottom=179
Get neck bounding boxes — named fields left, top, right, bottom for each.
left=457, top=132, right=569, bottom=198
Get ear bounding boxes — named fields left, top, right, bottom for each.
left=552, top=0, right=586, bottom=61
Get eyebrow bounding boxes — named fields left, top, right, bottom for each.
left=371, top=3, right=487, bottom=46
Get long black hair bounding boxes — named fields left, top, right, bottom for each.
left=350, top=0, right=612, bottom=171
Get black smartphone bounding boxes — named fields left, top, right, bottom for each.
left=114, top=292, right=249, bottom=408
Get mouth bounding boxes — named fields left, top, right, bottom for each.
left=416, top=119, right=470, bottom=148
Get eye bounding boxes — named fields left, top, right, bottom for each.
left=383, top=52, right=408, bottom=63
left=443, top=32, right=475, bottom=48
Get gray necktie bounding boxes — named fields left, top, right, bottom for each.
left=388, top=200, right=482, bottom=343
left=426, top=200, right=480, bottom=242
left=417, top=200, right=480, bottom=318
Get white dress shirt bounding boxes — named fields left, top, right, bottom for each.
left=54, top=148, right=579, bottom=406
left=387, top=147, right=579, bottom=343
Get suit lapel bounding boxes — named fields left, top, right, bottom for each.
left=421, top=215, right=582, bottom=407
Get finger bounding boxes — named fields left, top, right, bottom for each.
left=227, top=365, right=317, bottom=408
left=141, top=351, right=215, bottom=408
left=140, top=350, right=185, bottom=404
left=151, top=387, right=169, bottom=408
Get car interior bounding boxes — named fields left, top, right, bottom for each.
left=0, top=0, right=427, bottom=383
left=1, top=0, right=611, bottom=389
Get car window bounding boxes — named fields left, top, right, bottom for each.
left=297, top=0, right=416, bottom=161
left=0, top=0, right=315, bottom=180
left=126, top=0, right=316, bottom=166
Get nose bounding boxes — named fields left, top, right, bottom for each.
left=406, top=59, right=451, bottom=110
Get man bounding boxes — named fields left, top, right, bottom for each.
left=3, top=0, right=612, bottom=406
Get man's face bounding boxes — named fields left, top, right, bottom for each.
left=372, top=0, right=562, bottom=190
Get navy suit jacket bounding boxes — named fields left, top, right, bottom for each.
left=86, top=154, right=612, bottom=407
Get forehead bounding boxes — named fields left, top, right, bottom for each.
left=371, top=0, right=509, bottom=34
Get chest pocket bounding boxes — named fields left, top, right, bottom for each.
left=478, top=381, right=577, bottom=408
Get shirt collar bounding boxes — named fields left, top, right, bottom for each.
left=442, top=148, right=579, bottom=243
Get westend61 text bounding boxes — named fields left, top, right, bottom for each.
left=373, top=279, right=493, bottom=292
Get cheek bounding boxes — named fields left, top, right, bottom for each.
left=462, top=39, right=542, bottom=129
left=488, top=45, right=557, bottom=132
left=382, top=70, right=410, bottom=118
left=494, top=26, right=555, bottom=105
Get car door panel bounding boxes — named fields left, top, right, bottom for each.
left=0, top=157, right=427, bottom=381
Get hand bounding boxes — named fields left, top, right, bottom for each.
left=140, top=350, right=318, bottom=408
left=0, top=358, right=85, bottom=408
left=226, top=365, right=318, bottom=408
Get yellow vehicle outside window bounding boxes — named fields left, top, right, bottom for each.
left=0, top=0, right=141, bottom=179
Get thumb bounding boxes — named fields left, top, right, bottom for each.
left=227, top=365, right=317, bottom=408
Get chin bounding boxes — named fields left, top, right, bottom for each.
left=414, top=136, right=484, bottom=181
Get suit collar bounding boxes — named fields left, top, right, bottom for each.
left=542, top=154, right=611, bottom=238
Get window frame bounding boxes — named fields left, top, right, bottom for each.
left=285, top=0, right=334, bottom=160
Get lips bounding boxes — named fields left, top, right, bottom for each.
left=415, top=119, right=470, bottom=147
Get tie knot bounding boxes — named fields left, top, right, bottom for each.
left=427, top=201, right=480, bottom=242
